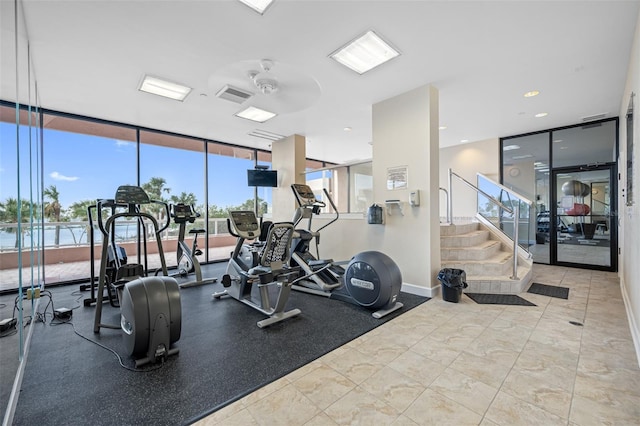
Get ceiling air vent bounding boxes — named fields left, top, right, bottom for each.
left=248, top=129, right=285, bottom=141
left=581, top=113, right=607, bottom=122
left=215, top=85, right=253, bottom=104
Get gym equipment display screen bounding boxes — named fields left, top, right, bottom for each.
left=247, top=169, right=277, bottom=187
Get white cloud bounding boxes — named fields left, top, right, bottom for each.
left=50, top=171, right=79, bottom=182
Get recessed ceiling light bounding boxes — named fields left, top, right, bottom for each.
left=512, top=154, right=534, bottom=160
left=503, top=144, right=520, bottom=151
left=460, top=139, right=469, bottom=143
left=524, top=90, right=540, bottom=98
left=535, top=112, right=548, bottom=118
left=235, top=106, right=277, bottom=123
left=138, top=75, right=191, bottom=101
left=439, top=125, right=447, bottom=130
left=238, top=0, right=274, bottom=14
left=330, top=30, right=400, bottom=75
left=343, top=127, right=352, bottom=132
left=559, top=146, right=569, bottom=150
left=553, top=139, right=563, bottom=143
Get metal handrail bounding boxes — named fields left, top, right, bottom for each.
left=448, top=168, right=523, bottom=280
left=439, top=187, right=450, bottom=224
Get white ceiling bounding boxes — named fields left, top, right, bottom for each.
left=9, top=0, right=640, bottom=164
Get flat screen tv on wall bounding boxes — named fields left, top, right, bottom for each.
left=247, top=169, right=278, bottom=187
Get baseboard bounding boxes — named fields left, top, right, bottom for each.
left=620, top=275, right=640, bottom=368
left=401, top=282, right=439, bottom=298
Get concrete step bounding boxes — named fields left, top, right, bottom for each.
left=441, top=239, right=502, bottom=261
left=441, top=250, right=513, bottom=276
left=440, top=229, right=490, bottom=248
left=463, top=265, right=533, bottom=294
left=440, top=222, right=478, bottom=236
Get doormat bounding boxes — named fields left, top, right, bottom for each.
left=527, top=282, right=570, bottom=299
left=465, top=293, right=536, bottom=306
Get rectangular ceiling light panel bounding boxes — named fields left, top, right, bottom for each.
left=235, top=106, right=277, bottom=123
left=238, top=0, right=274, bottom=14
left=330, top=30, right=400, bottom=74
left=139, top=75, right=191, bottom=101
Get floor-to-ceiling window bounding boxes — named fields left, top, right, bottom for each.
left=41, top=114, right=138, bottom=283
left=140, top=130, right=205, bottom=270
left=1, top=104, right=323, bottom=288
left=207, top=143, right=256, bottom=261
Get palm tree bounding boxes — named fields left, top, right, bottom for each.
left=141, top=177, right=171, bottom=201
left=0, top=197, right=33, bottom=248
left=43, top=185, right=63, bottom=247
left=170, top=192, right=198, bottom=207
left=67, top=199, right=95, bottom=245
left=141, top=177, right=171, bottom=233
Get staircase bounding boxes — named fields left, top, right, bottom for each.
left=440, top=222, right=532, bottom=294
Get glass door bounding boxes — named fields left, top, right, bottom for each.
left=552, top=165, right=617, bottom=270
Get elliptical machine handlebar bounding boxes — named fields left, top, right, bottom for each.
left=316, top=188, right=339, bottom=233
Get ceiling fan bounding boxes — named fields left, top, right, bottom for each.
left=209, top=58, right=321, bottom=114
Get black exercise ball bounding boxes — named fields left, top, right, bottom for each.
left=344, top=251, right=402, bottom=309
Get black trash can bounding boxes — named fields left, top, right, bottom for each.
left=437, top=268, right=468, bottom=303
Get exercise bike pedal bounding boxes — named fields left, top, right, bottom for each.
left=221, top=274, right=232, bottom=288
left=194, top=249, right=203, bottom=256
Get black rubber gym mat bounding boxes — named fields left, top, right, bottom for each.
left=10, top=263, right=429, bottom=426
left=465, top=292, right=536, bottom=306
left=527, top=282, right=570, bottom=299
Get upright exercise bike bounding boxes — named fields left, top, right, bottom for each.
left=213, top=210, right=302, bottom=328
left=170, top=203, right=216, bottom=288
left=290, top=183, right=404, bottom=318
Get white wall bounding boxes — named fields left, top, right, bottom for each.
left=301, top=85, right=442, bottom=296
left=439, top=138, right=500, bottom=220
left=619, top=8, right=640, bottom=365
left=368, top=84, right=441, bottom=294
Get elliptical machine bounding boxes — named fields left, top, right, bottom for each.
left=93, top=185, right=181, bottom=367
left=290, top=183, right=404, bottom=318
left=213, top=210, right=301, bottom=328
left=170, top=203, right=217, bottom=288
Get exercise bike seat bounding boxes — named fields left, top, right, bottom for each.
left=188, top=228, right=206, bottom=234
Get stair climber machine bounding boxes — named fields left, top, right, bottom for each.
left=169, top=203, right=217, bottom=288
left=290, top=183, right=404, bottom=319
left=92, top=185, right=182, bottom=367
left=213, top=210, right=302, bottom=328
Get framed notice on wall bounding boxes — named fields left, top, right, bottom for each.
left=387, top=166, right=408, bottom=190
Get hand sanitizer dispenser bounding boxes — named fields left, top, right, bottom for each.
left=410, top=190, right=420, bottom=207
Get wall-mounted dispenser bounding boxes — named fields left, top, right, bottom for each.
left=367, top=203, right=384, bottom=224
left=410, top=190, right=420, bottom=207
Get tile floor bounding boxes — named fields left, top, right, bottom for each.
left=194, top=264, right=640, bottom=425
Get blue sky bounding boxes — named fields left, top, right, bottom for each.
left=1, top=122, right=271, bottom=211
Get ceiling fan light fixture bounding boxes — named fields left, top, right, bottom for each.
left=238, top=0, right=274, bottom=15
left=330, top=30, right=400, bottom=74
left=235, top=106, right=277, bottom=123
left=138, top=75, right=191, bottom=101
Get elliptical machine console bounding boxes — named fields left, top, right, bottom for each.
left=290, top=184, right=403, bottom=318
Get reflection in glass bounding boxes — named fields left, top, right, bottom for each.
left=502, top=132, right=550, bottom=264
left=555, top=168, right=612, bottom=267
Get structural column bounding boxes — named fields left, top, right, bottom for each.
left=271, top=134, right=306, bottom=222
